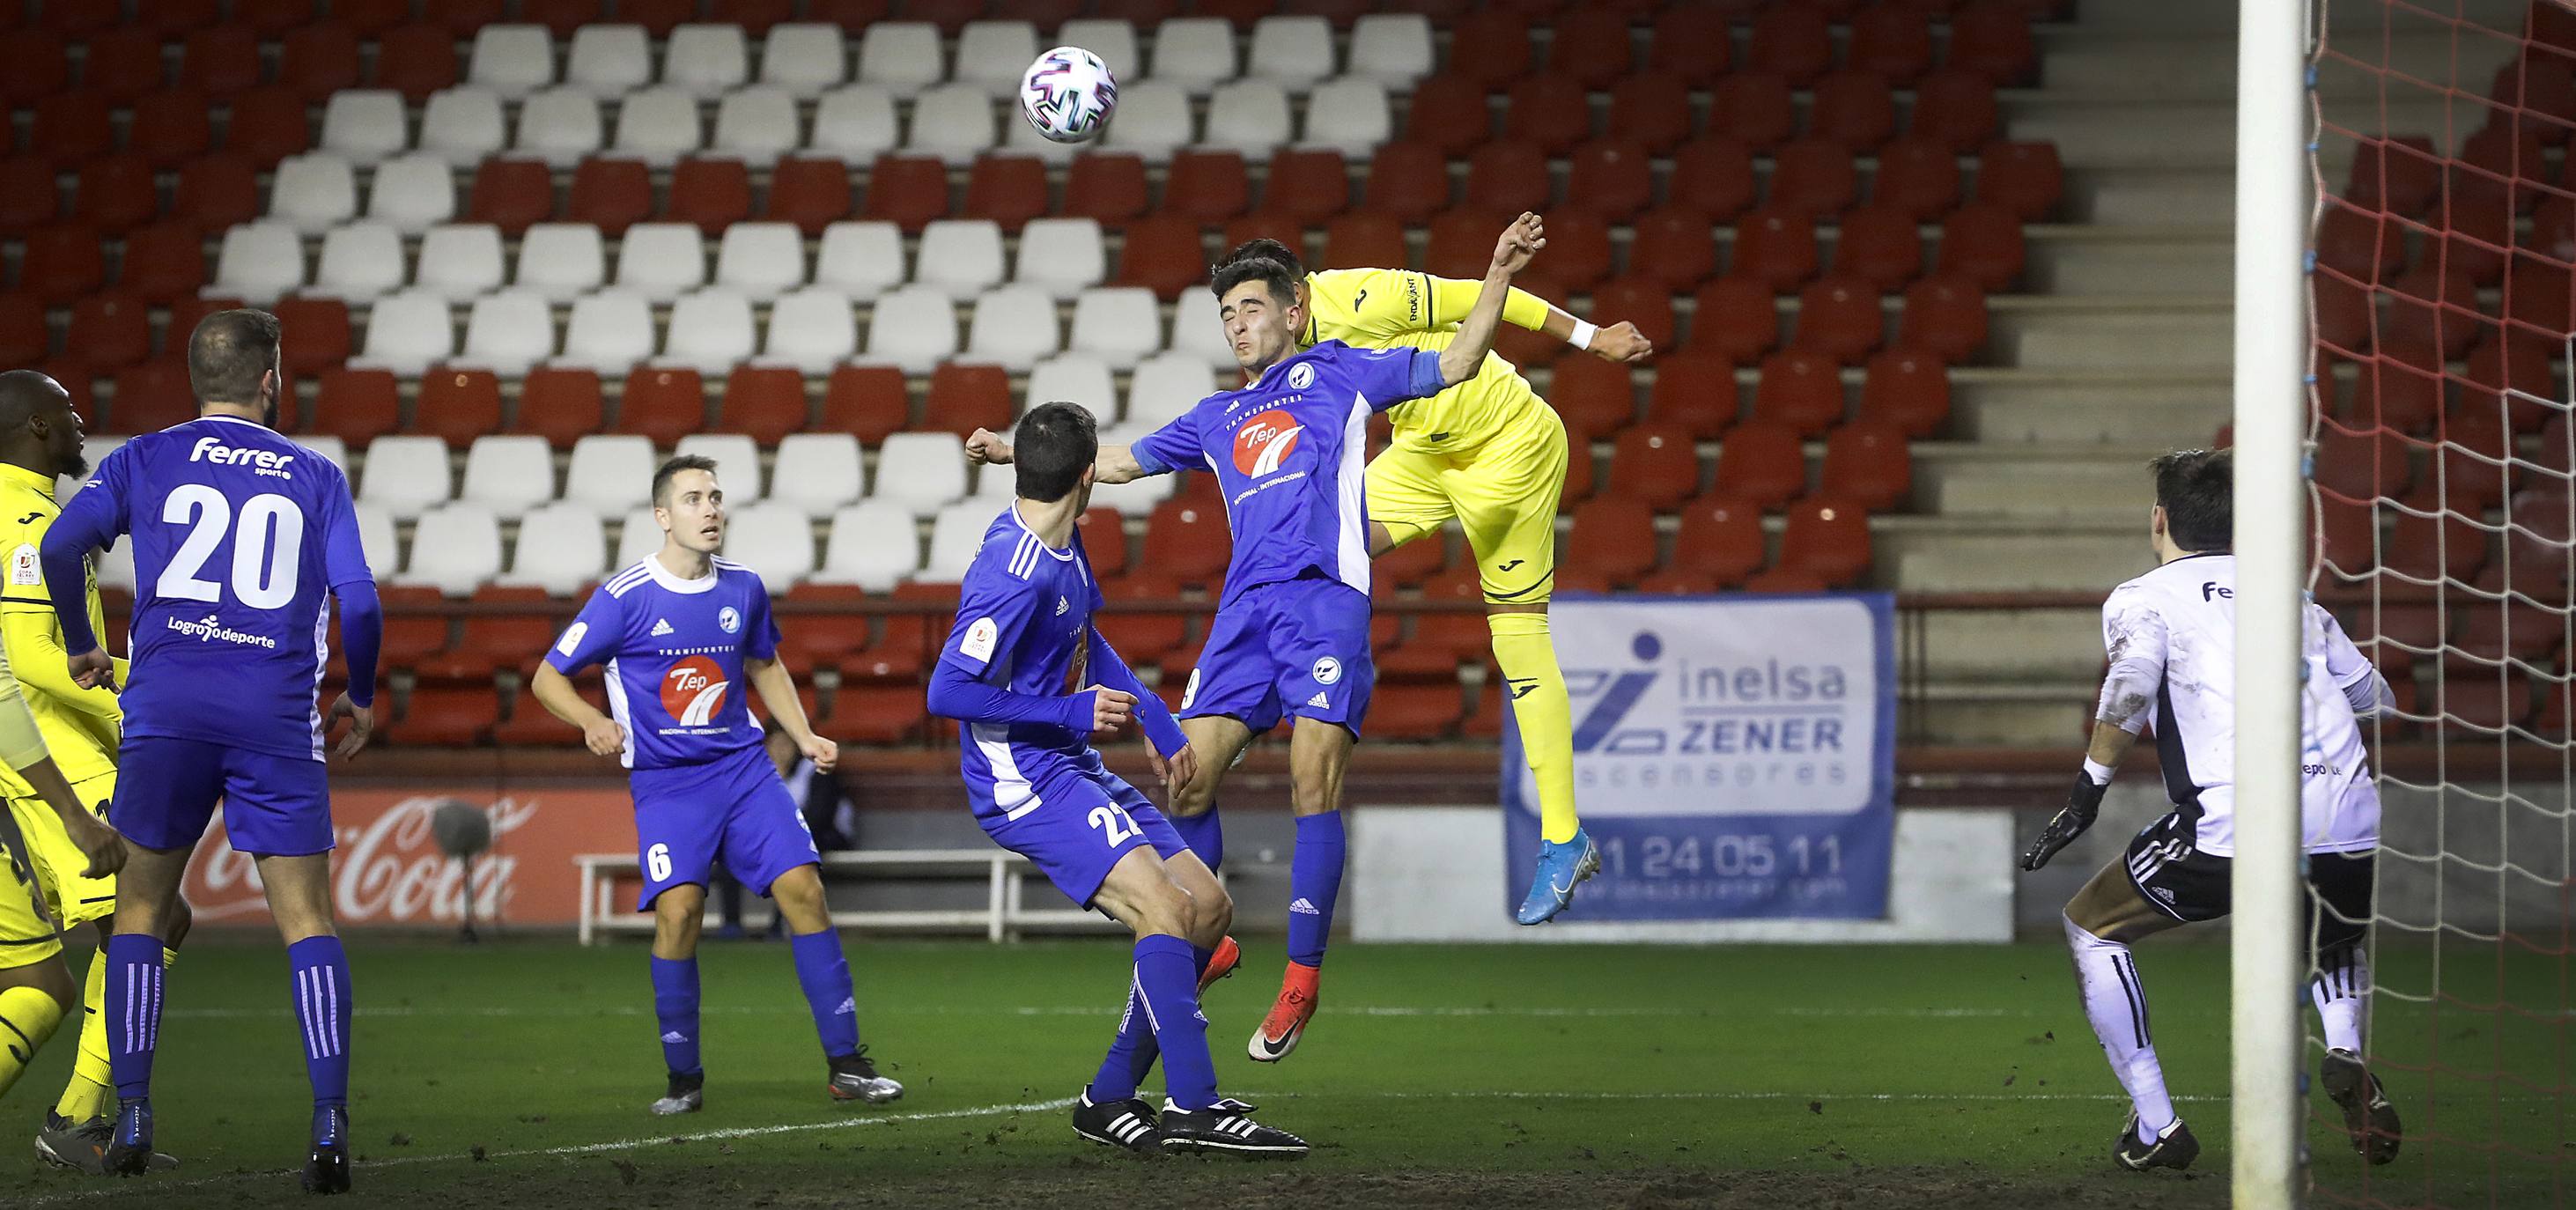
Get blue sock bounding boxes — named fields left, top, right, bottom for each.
left=286, top=935, right=351, bottom=1110
left=1170, top=806, right=1223, bottom=871
left=103, top=933, right=164, bottom=1101
left=1287, top=810, right=1346, bottom=968
left=789, top=929, right=861, bottom=1059
left=649, top=955, right=701, bottom=1077
left=1132, top=935, right=1215, bottom=1110
left=1089, top=947, right=1212, bottom=1103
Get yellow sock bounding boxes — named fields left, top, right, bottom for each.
left=0, top=984, right=68, bottom=1100
left=1489, top=611, right=1580, bottom=845
left=55, top=949, right=111, bottom=1122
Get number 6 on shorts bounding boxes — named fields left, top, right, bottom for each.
left=646, top=842, right=673, bottom=881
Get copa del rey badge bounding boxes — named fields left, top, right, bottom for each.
left=8, top=542, right=39, bottom=587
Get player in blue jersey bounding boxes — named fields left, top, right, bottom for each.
left=36, top=309, right=382, bottom=1192
left=930, top=401, right=1305, bottom=1155
left=529, top=454, right=902, bottom=1118
left=967, top=212, right=1545, bottom=1063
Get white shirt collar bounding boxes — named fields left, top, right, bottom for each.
left=644, top=552, right=720, bottom=594
left=1008, top=500, right=1076, bottom=561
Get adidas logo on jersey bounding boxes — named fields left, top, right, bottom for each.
left=1306, top=690, right=1329, bottom=709
left=833, top=997, right=855, bottom=1015
left=1055, top=595, right=1069, bottom=616
left=651, top=618, right=675, bottom=637
left=1288, top=897, right=1320, bottom=915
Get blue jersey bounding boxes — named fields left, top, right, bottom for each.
left=940, top=505, right=1106, bottom=821
left=48, top=416, right=373, bottom=762
left=545, top=556, right=780, bottom=771
left=1130, top=340, right=1442, bottom=603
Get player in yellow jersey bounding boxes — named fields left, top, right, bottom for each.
left=1214, top=237, right=1652, bottom=926
left=0, top=372, right=189, bottom=1174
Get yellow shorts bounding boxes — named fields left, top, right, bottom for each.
left=1365, top=408, right=1569, bottom=605
left=0, top=771, right=117, bottom=968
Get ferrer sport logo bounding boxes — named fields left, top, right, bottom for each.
left=1232, top=409, right=1305, bottom=477
left=660, top=655, right=730, bottom=725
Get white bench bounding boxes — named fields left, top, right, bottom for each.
left=572, top=849, right=1123, bottom=945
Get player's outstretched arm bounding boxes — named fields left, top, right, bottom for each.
left=38, top=481, right=122, bottom=686
left=1087, top=625, right=1194, bottom=795
left=2023, top=599, right=2166, bottom=871
left=925, top=660, right=1131, bottom=736
left=1405, top=271, right=1651, bottom=364
left=963, top=429, right=1157, bottom=485
left=746, top=656, right=837, bottom=772
left=1436, top=213, right=1545, bottom=387
left=0, top=660, right=120, bottom=876
left=529, top=662, right=626, bottom=758
left=1, top=602, right=120, bottom=720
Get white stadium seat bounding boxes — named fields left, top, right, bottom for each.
left=1126, top=351, right=1217, bottom=428
left=613, top=505, right=662, bottom=569
left=418, top=87, right=508, bottom=166
left=399, top=503, right=503, bottom=596
left=612, top=86, right=704, bottom=168
left=358, top=434, right=454, bottom=520
left=1347, top=13, right=1434, bottom=87
left=964, top=284, right=1059, bottom=373
left=565, top=25, right=652, bottom=97
left=673, top=432, right=764, bottom=503
left=816, top=500, right=919, bottom=590
left=1012, top=218, right=1106, bottom=300
left=310, top=220, right=407, bottom=303
left=718, top=502, right=815, bottom=595
left=565, top=434, right=656, bottom=517
left=1058, top=19, right=1140, bottom=83
left=1148, top=18, right=1236, bottom=95
left=292, top=434, right=349, bottom=473
left=713, top=221, right=806, bottom=299
left=856, top=22, right=944, bottom=97
left=614, top=222, right=707, bottom=302
left=455, top=289, right=555, bottom=378
left=861, top=284, right=957, bottom=375
left=458, top=433, right=557, bottom=518
left=1202, top=80, right=1292, bottom=159
left=1101, top=81, right=1193, bottom=164
left=351, top=290, right=454, bottom=378
left=760, top=24, right=849, bottom=97
left=658, top=289, right=757, bottom=376
left=1026, top=354, right=1115, bottom=420
left=319, top=90, right=409, bottom=165
left=711, top=86, right=800, bottom=166
left=814, top=221, right=906, bottom=300
left=467, top=25, right=555, bottom=100
left=663, top=25, right=750, bottom=100
left=967, top=461, right=1016, bottom=502
left=921, top=499, right=997, bottom=581
left=1247, top=16, right=1335, bottom=91
left=514, top=223, right=607, bottom=301
left=353, top=501, right=398, bottom=579
left=761, top=286, right=859, bottom=374
left=1067, top=286, right=1162, bottom=369
left=516, top=88, right=605, bottom=168
left=413, top=223, right=507, bottom=301
left=499, top=502, right=606, bottom=595
left=1000, top=107, right=1081, bottom=165
left=1299, top=78, right=1392, bottom=158
left=1170, top=286, right=1237, bottom=369
left=870, top=431, right=967, bottom=517
left=809, top=85, right=900, bottom=162
left=269, top=152, right=358, bottom=234
left=366, top=152, right=460, bottom=234
left=770, top=432, right=865, bottom=518
left=909, top=84, right=995, bottom=166
left=955, top=21, right=1039, bottom=96
left=557, top=289, right=657, bottom=376
left=914, top=218, right=1006, bottom=300
left=209, top=221, right=305, bottom=304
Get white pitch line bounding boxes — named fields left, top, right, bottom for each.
left=164, top=1004, right=2026, bottom=1021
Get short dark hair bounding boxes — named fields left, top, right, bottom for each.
left=1015, top=401, right=1098, bottom=503
left=1211, top=256, right=1300, bottom=309
left=187, top=308, right=282, bottom=404
left=653, top=454, right=720, bottom=506
left=1219, top=237, right=1305, bottom=277
left=2152, top=448, right=2231, bottom=552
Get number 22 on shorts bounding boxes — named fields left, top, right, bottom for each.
left=1089, top=803, right=1140, bottom=847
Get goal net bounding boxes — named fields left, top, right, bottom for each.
left=2310, top=1, right=2576, bottom=1203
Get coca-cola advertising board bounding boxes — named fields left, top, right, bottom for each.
left=181, top=787, right=636, bottom=928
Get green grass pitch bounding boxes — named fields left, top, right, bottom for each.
left=0, top=937, right=2555, bottom=1208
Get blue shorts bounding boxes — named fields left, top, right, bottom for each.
left=631, top=744, right=823, bottom=911
left=980, top=764, right=1189, bottom=908
left=114, top=735, right=334, bottom=856
left=1177, top=576, right=1374, bottom=738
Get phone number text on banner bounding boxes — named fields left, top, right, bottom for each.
left=1502, top=593, right=1898, bottom=920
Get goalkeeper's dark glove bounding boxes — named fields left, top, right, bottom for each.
left=2020, top=768, right=2110, bottom=871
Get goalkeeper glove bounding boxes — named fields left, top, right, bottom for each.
left=2020, top=763, right=2113, bottom=872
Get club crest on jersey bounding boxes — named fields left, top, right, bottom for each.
left=1232, top=409, right=1306, bottom=477
left=660, top=655, right=730, bottom=725
left=718, top=606, right=742, bottom=634
left=1312, top=656, right=1342, bottom=685
left=1287, top=362, right=1315, bottom=389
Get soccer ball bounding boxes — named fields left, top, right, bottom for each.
left=1021, top=46, right=1118, bottom=144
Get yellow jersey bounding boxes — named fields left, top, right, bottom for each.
left=1300, top=268, right=1556, bottom=454
left=0, top=462, right=121, bottom=795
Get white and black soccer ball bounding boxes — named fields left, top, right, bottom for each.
left=1021, top=46, right=1118, bottom=144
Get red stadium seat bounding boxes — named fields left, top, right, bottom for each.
left=1650, top=4, right=1731, bottom=84
left=1849, top=4, right=1935, bottom=83
left=278, top=21, right=362, bottom=103
left=394, top=684, right=506, bottom=741
left=1323, top=214, right=1407, bottom=270
left=709, top=0, right=800, bottom=33
left=321, top=0, right=407, bottom=36
left=1949, top=0, right=2040, bottom=85
left=1374, top=529, right=1449, bottom=592
left=372, top=22, right=461, bottom=101
left=1807, top=72, right=1898, bottom=154
left=0, top=296, right=47, bottom=367
left=1768, top=139, right=1859, bottom=218
left=1657, top=495, right=1767, bottom=590
left=0, top=158, right=55, bottom=234
left=1605, top=424, right=1701, bottom=509
left=223, top=85, right=314, bottom=167
left=569, top=158, right=655, bottom=235
left=810, top=0, right=899, bottom=26
left=772, top=583, right=870, bottom=675
left=270, top=296, right=354, bottom=378
left=1463, top=143, right=1552, bottom=218
left=29, top=91, right=113, bottom=169
left=1818, top=420, right=1913, bottom=512
left=1368, top=684, right=1466, bottom=741
left=1143, top=499, right=1233, bottom=590
left=1754, top=350, right=1847, bottom=435
left=1504, top=73, right=1594, bottom=157
left=864, top=155, right=951, bottom=232
left=1709, top=72, right=1797, bottom=151
left=823, top=365, right=911, bottom=446
left=1936, top=202, right=2027, bottom=291
left=823, top=683, right=929, bottom=746
left=1076, top=506, right=1130, bottom=579
left=2313, top=417, right=2412, bottom=502
left=65, top=295, right=149, bottom=374
left=1424, top=209, right=1502, bottom=280
left=1871, top=136, right=1963, bottom=222
left=422, top=0, right=510, bottom=36
left=109, top=363, right=196, bottom=433
left=1447, top=11, right=1533, bottom=90
left=921, top=364, right=1012, bottom=439
left=0, top=31, right=69, bottom=107
left=520, top=0, right=608, bottom=36
left=415, top=370, right=505, bottom=448
left=1117, top=216, right=1212, bottom=300
left=1833, top=204, right=1927, bottom=291
left=17, top=225, right=103, bottom=305
left=766, top=157, right=856, bottom=235
left=1591, top=277, right=1676, bottom=351
left=1563, top=141, right=1655, bottom=224
left=1857, top=348, right=1952, bottom=437
left=1607, top=72, right=1693, bottom=156
left=1731, top=208, right=1820, bottom=291
left=377, top=586, right=454, bottom=670
left=1687, top=276, right=1779, bottom=363
left=1897, top=275, right=1989, bottom=363
left=1402, top=75, right=1495, bottom=158
left=1361, top=142, right=1451, bottom=224
left=1713, top=420, right=1805, bottom=509
left=468, top=158, right=558, bottom=236
left=1165, top=150, right=1251, bottom=224
left=904, top=0, right=992, bottom=34
left=1775, top=497, right=1873, bottom=587
left=311, top=368, right=402, bottom=446
left=33, top=1, right=116, bottom=37
left=82, top=28, right=169, bottom=105
left=2460, top=328, right=2559, bottom=432
left=418, top=586, right=558, bottom=681
left=129, top=90, right=213, bottom=168
left=1548, top=357, right=1638, bottom=441
left=2383, top=499, right=2487, bottom=583
left=669, top=159, right=754, bottom=236
left=1530, top=210, right=1612, bottom=293
left=719, top=366, right=810, bottom=446
left=1282, top=0, right=1373, bottom=23
left=2346, top=136, right=2440, bottom=217
left=1065, top=153, right=1151, bottom=228
left=2380, top=263, right=2481, bottom=360
left=1793, top=277, right=1886, bottom=365
left=2436, top=408, right=2514, bottom=513
left=1263, top=149, right=1349, bottom=225
left=1747, top=5, right=1833, bottom=85
left=513, top=366, right=607, bottom=449
left=1669, top=137, right=1757, bottom=222
left=1645, top=353, right=1739, bottom=439
left=1094, top=573, right=1185, bottom=667
left=617, top=368, right=707, bottom=447
left=1911, top=70, right=2002, bottom=152
left=1548, top=18, right=1634, bottom=88
left=179, top=26, right=262, bottom=99
left=961, top=154, right=1046, bottom=232
left=1975, top=141, right=2065, bottom=222
left=2351, top=342, right=2442, bottom=433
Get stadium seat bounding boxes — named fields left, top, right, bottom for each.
left=513, top=366, right=605, bottom=449
left=1544, top=15, right=1633, bottom=88
left=519, top=89, right=607, bottom=169
left=1872, top=136, right=1966, bottom=222
left=663, top=24, right=750, bottom=99
left=1898, top=275, right=1989, bottom=364
left=179, top=25, right=260, bottom=98
left=1710, top=419, right=1806, bottom=510
left=1590, top=277, right=1676, bottom=351
left=817, top=365, right=905, bottom=447
left=1237, top=15, right=1331, bottom=90
left=454, top=290, right=553, bottom=379
left=564, top=26, right=651, bottom=98
left=923, top=363, right=1015, bottom=438
left=1807, top=71, right=1900, bottom=154
left=1148, top=17, right=1236, bottom=93
left=800, top=221, right=901, bottom=302
left=1708, top=73, right=1796, bottom=151
left=496, top=501, right=607, bottom=597
left=364, top=153, right=459, bottom=235
left=1817, top=421, right=1913, bottom=513
left=674, top=433, right=764, bottom=505
left=103, top=363, right=193, bottom=433
left=1563, top=142, right=1656, bottom=224
left=1728, top=209, right=1820, bottom=292
left=1546, top=358, right=1638, bottom=440
left=955, top=20, right=1040, bottom=96
left=860, top=284, right=958, bottom=374
left=1168, top=289, right=1238, bottom=370
left=1745, top=4, right=1833, bottom=85
left=1651, top=495, right=1766, bottom=591
left=267, top=153, right=358, bottom=237
left=372, top=22, right=461, bottom=101
left=360, top=434, right=457, bottom=520
left=1503, top=73, right=1593, bottom=157
left=1849, top=4, right=1935, bottom=83
left=1564, top=496, right=1658, bottom=587
left=1950, top=0, right=2039, bottom=85
left=856, top=21, right=944, bottom=96
left=668, top=159, right=753, bottom=235
left=917, top=219, right=1009, bottom=300
left=351, top=290, right=455, bottom=378
left=1062, top=152, right=1152, bottom=229
left=1531, top=210, right=1613, bottom=295
left=393, top=684, right=503, bottom=746
left=1104, top=81, right=1199, bottom=165
left=66, top=153, right=153, bottom=235
left=0, top=30, right=69, bottom=107
left=1317, top=214, right=1402, bottom=275
left=310, top=368, right=402, bottom=446
left=1642, top=352, right=1739, bottom=439
left=751, top=286, right=854, bottom=375
left=1008, top=218, right=1107, bottom=301
left=956, top=155, right=1047, bottom=233
left=1857, top=348, right=1952, bottom=438
left=920, top=499, right=997, bottom=582
left=1143, top=498, right=1232, bottom=588
left=1446, top=11, right=1532, bottom=89
left=1910, top=70, right=2001, bottom=152
left=1600, top=72, right=1692, bottom=158
left=1162, top=150, right=1250, bottom=225
left=1345, top=12, right=1433, bottom=86
left=121, top=91, right=208, bottom=172
left=614, top=223, right=708, bottom=303
left=810, top=85, right=901, bottom=165
left=456, top=432, right=555, bottom=517
left=351, top=510, right=410, bottom=588
left=1455, top=146, right=1551, bottom=223
left=1247, top=149, right=1347, bottom=226
left=1400, top=74, right=1492, bottom=158
left=610, top=504, right=665, bottom=568
left=1299, top=80, right=1391, bottom=159
left=1825, top=205, right=1923, bottom=291
left=705, top=88, right=800, bottom=168
left=1792, top=277, right=1886, bottom=365
left=963, top=284, right=1064, bottom=372
left=0, top=298, right=42, bottom=369
left=466, top=158, right=557, bottom=235
left=813, top=499, right=919, bottom=590
left=12, top=225, right=100, bottom=306
left=912, top=84, right=998, bottom=167
left=1095, top=571, right=1190, bottom=667
left=610, top=86, right=703, bottom=169
left=1768, top=140, right=1859, bottom=218
left=1753, top=350, right=1848, bottom=436
left=1069, top=288, right=1165, bottom=370
left=468, top=25, right=555, bottom=100
left=1116, top=216, right=1214, bottom=300
left=1127, top=353, right=1217, bottom=429
left=1604, top=424, right=1701, bottom=509
left=413, top=224, right=508, bottom=303
left=26, top=90, right=110, bottom=170
left=874, top=431, right=970, bottom=517
left=720, top=501, right=816, bottom=596
left=422, top=0, right=510, bottom=36
left=660, top=287, right=758, bottom=380
left=602, top=355, right=703, bottom=432
left=2346, top=136, right=2440, bottom=216
left=1615, top=207, right=1719, bottom=294
left=760, top=23, right=850, bottom=96
left=499, top=225, right=602, bottom=304
left=1976, top=141, right=2065, bottom=221
left=317, top=91, right=407, bottom=168
left=765, top=432, right=861, bottom=519
left=564, top=433, right=656, bottom=516
left=862, top=154, right=953, bottom=232
left=1074, top=505, right=1132, bottom=579
left=757, top=156, right=852, bottom=236
left=1775, top=497, right=1872, bottom=587
left=1935, top=202, right=2027, bottom=291
left=1023, top=357, right=1112, bottom=427
left=702, top=222, right=804, bottom=303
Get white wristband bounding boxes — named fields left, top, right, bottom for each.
left=1569, top=319, right=1598, bottom=350
left=2081, top=757, right=2115, bottom=786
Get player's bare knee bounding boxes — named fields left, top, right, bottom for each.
left=161, top=897, right=195, bottom=948
left=652, top=885, right=706, bottom=955
left=1192, top=885, right=1233, bottom=945
left=770, top=867, right=832, bottom=932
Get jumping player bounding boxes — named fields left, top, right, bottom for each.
left=2021, top=448, right=2403, bottom=1172
left=968, top=211, right=1541, bottom=1062
left=529, top=454, right=903, bottom=1118
left=37, top=309, right=382, bottom=1192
